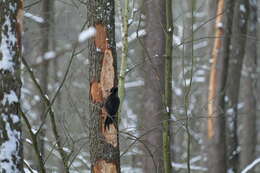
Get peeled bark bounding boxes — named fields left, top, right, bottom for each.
left=0, top=0, right=24, bottom=172
left=87, top=0, right=120, bottom=172
left=207, top=0, right=234, bottom=172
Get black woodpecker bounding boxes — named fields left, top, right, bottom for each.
left=104, top=87, right=120, bottom=130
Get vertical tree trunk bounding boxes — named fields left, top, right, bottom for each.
left=0, top=0, right=24, bottom=172
left=225, top=1, right=249, bottom=172
left=207, top=0, right=234, bottom=172
left=239, top=1, right=257, bottom=172
left=39, top=0, right=51, bottom=160
left=141, top=0, right=165, bottom=172
left=87, top=0, right=120, bottom=172
left=163, top=0, right=173, bottom=173
left=118, top=0, right=129, bottom=121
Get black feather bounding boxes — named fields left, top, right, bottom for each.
left=104, top=87, right=120, bottom=130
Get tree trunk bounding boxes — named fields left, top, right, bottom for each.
left=225, top=1, right=249, bottom=172
left=163, top=0, right=173, bottom=172
left=0, top=0, right=24, bottom=172
left=239, top=1, right=257, bottom=172
left=38, top=0, right=51, bottom=160
left=87, top=0, right=120, bottom=172
left=207, top=0, right=234, bottom=172
left=118, top=0, right=129, bottom=121
left=141, top=0, right=165, bottom=172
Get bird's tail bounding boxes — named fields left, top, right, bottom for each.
left=104, top=115, right=115, bottom=130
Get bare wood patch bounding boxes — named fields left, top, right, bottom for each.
left=208, top=0, right=225, bottom=139
left=16, top=0, right=24, bottom=49
left=99, top=49, right=117, bottom=147
left=100, top=108, right=117, bottom=147
left=95, top=24, right=108, bottom=53
left=90, top=80, right=103, bottom=103
left=93, top=160, right=117, bottom=173
left=100, top=49, right=115, bottom=98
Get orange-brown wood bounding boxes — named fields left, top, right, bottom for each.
left=208, top=0, right=225, bottom=139
left=101, top=107, right=117, bottom=147
left=95, top=24, right=108, bottom=53
left=100, top=49, right=117, bottom=147
left=90, top=81, right=103, bottom=103
left=16, top=0, right=24, bottom=49
left=92, top=24, right=118, bottom=172
left=93, top=160, right=117, bottom=173
left=100, top=49, right=115, bottom=98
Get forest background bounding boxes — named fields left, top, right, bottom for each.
left=0, top=0, right=259, bottom=173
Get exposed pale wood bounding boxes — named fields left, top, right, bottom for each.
left=90, top=81, right=103, bottom=103
left=207, top=0, right=224, bottom=139
left=100, top=49, right=115, bottom=99
left=93, top=160, right=117, bottom=173
left=95, top=24, right=108, bottom=53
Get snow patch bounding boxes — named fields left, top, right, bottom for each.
left=172, top=162, right=207, bottom=171
left=0, top=114, right=21, bottom=173
left=117, top=30, right=146, bottom=48
left=217, top=22, right=223, bottom=28
left=241, top=157, right=260, bottom=173
left=25, top=138, right=32, bottom=145
left=24, top=12, right=44, bottom=23
left=78, top=27, right=96, bottom=42
left=174, top=88, right=182, bottom=96
left=44, top=51, right=56, bottom=60
left=0, top=16, right=17, bottom=72
left=1, top=90, right=18, bottom=105
left=11, top=114, right=20, bottom=124
left=125, top=80, right=144, bottom=88
left=173, top=34, right=181, bottom=45
left=240, top=4, right=246, bottom=13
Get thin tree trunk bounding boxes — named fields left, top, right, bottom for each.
left=39, top=0, right=51, bottom=159
left=239, top=1, right=257, bottom=172
left=226, top=1, right=249, bottom=172
left=118, top=0, right=129, bottom=121
left=87, top=0, right=120, bottom=172
left=141, top=0, right=165, bottom=172
left=0, top=0, right=24, bottom=172
left=163, top=0, right=173, bottom=172
left=207, top=0, right=234, bottom=172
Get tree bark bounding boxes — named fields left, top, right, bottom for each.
left=87, top=0, right=120, bottom=172
left=141, top=0, right=165, bottom=172
left=0, top=0, right=24, bottom=172
left=239, top=1, right=257, bottom=172
left=225, top=1, right=249, bottom=172
left=118, top=0, right=129, bottom=122
left=38, top=0, right=51, bottom=160
left=163, top=0, right=173, bottom=172
left=207, top=0, right=234, bottom=172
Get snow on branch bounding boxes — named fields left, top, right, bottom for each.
left=78, top=27, right=96, bottom=42
left=32, top=27, right=96, bottom=66
left=241, top=157, right=260, bottom=173
left=172, top=162, right=207, bottom=171
left=24, top=12, right=44, bottom=23
left=116, top=29, right=146, bottom=48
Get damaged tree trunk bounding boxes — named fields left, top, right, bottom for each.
left=87, top=0, right=120, bottom=172
left=207, top=0, right=234, bottom=172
